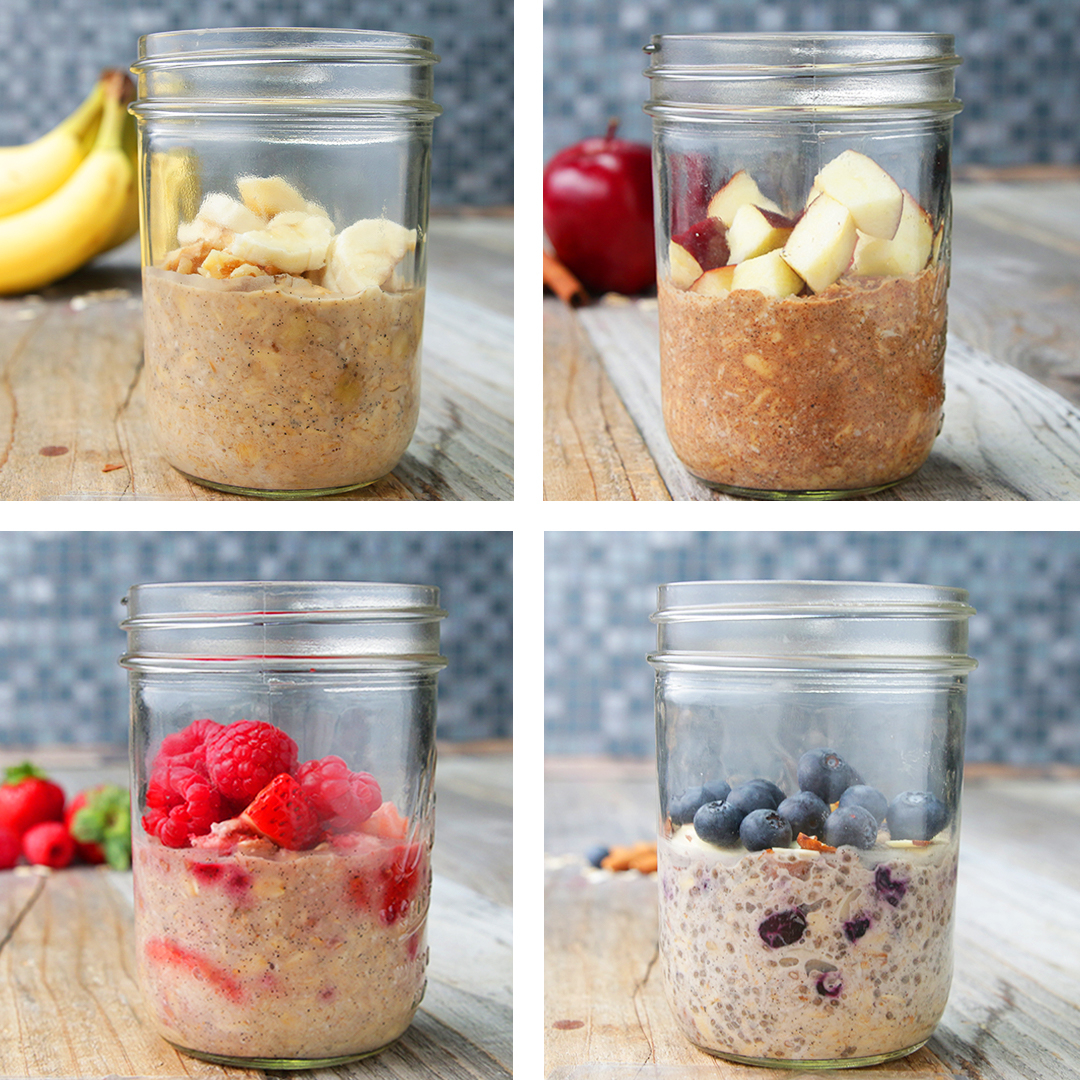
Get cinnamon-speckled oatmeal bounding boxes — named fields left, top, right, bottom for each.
left=142, top=269, right=423, bottom=494
left=658, top=264, right=947, bottom=494
left=134, top=828, right=430, bottom=1063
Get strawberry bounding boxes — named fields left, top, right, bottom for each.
left=348, top=842, right=425, bottom=925
left=0, top=762, right=65, bottom=838
left=240, top=773, right=321, bottom=850
left=66, top=783, right=132, bottom=869
left=144, top=938, right=244, bottom=1003
left=22, top=820, right=76, bottom=868
left=359, top=801, right=410, bottom=840
left=0, top=826, right=20, bottom=870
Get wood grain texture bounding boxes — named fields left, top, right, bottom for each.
left=0, top=748, right=511, bottom=1079
left=0, top=215, right=512, bottom=501
left=543, top=177, right=1080, bottom=501
left=543, top=297, right=670, bottom=501
left=545, top=759, right=1080, bottom=1080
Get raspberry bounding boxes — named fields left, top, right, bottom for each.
left=296, top=755, right=382, bottom=832
left=22, top=821, right=76, bottom=868
left=203, top=721, right=298, bottom=806
left=143, top=761, right=225, bottom=848
left=152, top=718, right=223, bottom=771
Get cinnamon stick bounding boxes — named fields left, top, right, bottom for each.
left=543, top=251, right=589, bottom=306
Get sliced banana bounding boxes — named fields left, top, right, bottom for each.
left=321, top=218, right=417, bottom=295
left=198, top=192, right=266, bottom=233
left=236, top=174, right=328, bottom=220
left=226, top=210, right=335, bottom=274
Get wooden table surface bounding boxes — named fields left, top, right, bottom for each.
left=0, top=743, right=512, bottom=1079
left=0, top=212, right=513, bottom=501
left=545, top=757, right=1080, bottom=1080
left=543, top=175, right=1080, bottom=500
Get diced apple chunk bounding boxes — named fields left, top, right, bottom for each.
left=853, top=190, right=934, bottom=276
left=813, top=149, right=904, bottom=240
left=672, top=217, right=730, bottom=273
left=732, top=249, right=803, bottom=299
left=780, top=193, right=857, bottom=293
left=706, top=170, right=782, bottom=227
left=690, top=264, right=736, bottom=297
left=669, top=239, right=704, bottom=290
left=726, top=204, right=797, bottom=264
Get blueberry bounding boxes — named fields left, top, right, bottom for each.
left=668, top=778, right=732, bottom=825
left=758, top=908, right=808, bottom=948
left=843, top=915, right=871, bottom=942
left=739, top=808, right=793, bottom=852
left=874, top=864, right=908, bottom=907
left=798, top=748, right=859, bottom=803
left=822, top=804, right=879, bottom=849
left=838, top=784, right=889, bottom=825
left=693, top=800, right=744, bottom=847
left=886, top=790, right=949, bottom=841
left=585, top=844, right=609, bottom=868
left=726, top=778, right=785, bottom=815
left=816, top=971, right=843, bottom=998
left=777, top=790, right=830, bottom=839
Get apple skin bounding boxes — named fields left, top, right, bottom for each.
left=543, top=120, right=656, bottom=295
left=672, top=217, right=729, bottom=272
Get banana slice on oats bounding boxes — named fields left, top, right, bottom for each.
left=237, top=175, right=328, bottom=221
left=227, top=210, right=335, bottom=274
left=321, top=218, right=417, bottom=294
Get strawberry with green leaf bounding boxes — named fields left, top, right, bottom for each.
left=66, top=783, right=132, bottom=869
left=0, top=762, right=65, bottom=838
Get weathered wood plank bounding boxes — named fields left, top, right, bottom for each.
left=0, top=215, right=513, bottom=501
left=543, top=297, right=671, bottom=501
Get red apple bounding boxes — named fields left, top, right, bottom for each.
left=543, top=120, right=656, bottom=295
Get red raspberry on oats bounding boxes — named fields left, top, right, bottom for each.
left=203, top=720, right=298, bottom=805
left=152, top=718, right=223, bottom=771
left=143, top=761, right=226, bottom=848
left=297, top=755, right=382, bottom=832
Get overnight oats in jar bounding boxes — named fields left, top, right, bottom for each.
left=644, top=35, right=962, bottom=498
left=120, top=582, right=446, bottom=1068
left=648, top=581, right=976, bottom=1067
left=129, top=29, right=440, bottom=497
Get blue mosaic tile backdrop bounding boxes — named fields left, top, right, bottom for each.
left=544, top=0, right=1080, bottom=168
left=545, top=532, right=1080, bottom=765
left=0, top=532, right=512, bottom=748
left=0, top=0, right=512, bottom=208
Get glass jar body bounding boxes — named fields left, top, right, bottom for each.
left=645, top=34, right=961, bottom=499
left=649, top=581, right=975, bottom=1068
left=130, top=29, right=440, bottom=497
left=121, top=582, right=446, bottom=1069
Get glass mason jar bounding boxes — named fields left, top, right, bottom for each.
left=644, top=35, right=962, bottom=499
left=119, top=582, right=447, bottom=1069
left=129, top=29, right=441, bottom=497
left=648, top=581, right=976, bottom=1068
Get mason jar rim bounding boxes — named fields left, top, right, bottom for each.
left=132, top=27, right=439, bottom=70
left=644, top=32, right=962, bottom=119
left=651, top=580, right=975, bottom=621
left=121, top=580, right=447, bottom=627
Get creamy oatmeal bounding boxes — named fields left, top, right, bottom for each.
left=134, top=828, right=430, bottom=1063
left=142, top=175, right=425, bottom=495
left=142, top=269, right=423, bottom=493
left=659, top=265, right=947, bottom=495
left=659, top=826, right=956, bottom=1064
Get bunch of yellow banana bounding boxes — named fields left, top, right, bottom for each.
left=0, top=69, right=139, bottom=295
